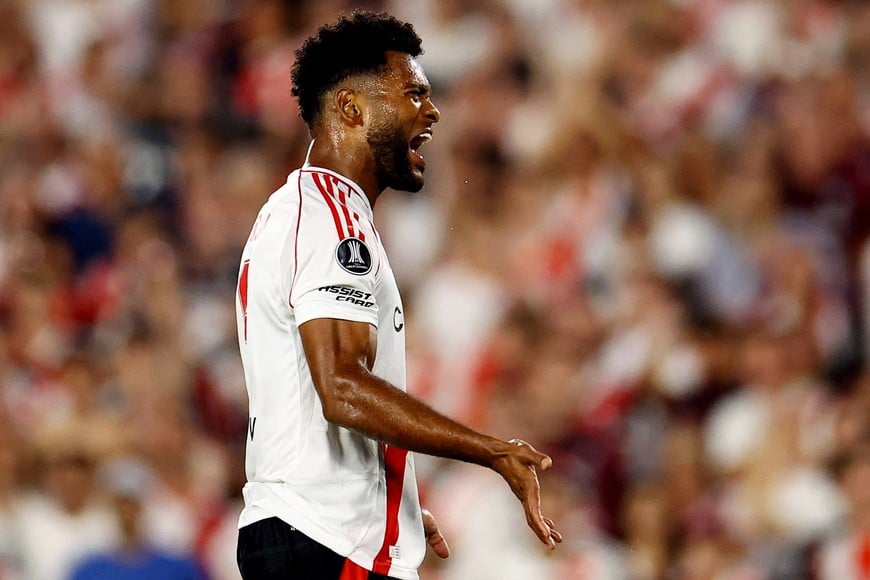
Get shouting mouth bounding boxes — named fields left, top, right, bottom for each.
left=409, top=129, right=433, bottom=170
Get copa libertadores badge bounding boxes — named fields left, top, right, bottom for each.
left=336, top=237, right=372, bottom=275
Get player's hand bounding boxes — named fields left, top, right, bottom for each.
left=491, top=439, right=563, bottom=550
left=421, top=508, right=450, bottom=558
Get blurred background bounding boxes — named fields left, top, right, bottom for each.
left=0, top=0, right=868, bottom=578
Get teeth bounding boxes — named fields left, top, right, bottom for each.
left=411, top=132, right=432, bottom=151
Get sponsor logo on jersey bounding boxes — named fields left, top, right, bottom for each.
left=393, top=306, right=404, bottom=332
left=336, top=237, right=372, bottom=275
left=317, top=285, right=375, bottom=308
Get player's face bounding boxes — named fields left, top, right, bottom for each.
left=366, top=52, right=440, bottom=193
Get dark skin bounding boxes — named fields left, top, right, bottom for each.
left=300, top=51, right=563, bottom=554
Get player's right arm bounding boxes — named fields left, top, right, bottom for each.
left=288, top=176, right=561, bottom=548
left=299, top=316, right=563, bottom=550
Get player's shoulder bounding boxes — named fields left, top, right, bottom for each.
left=295, top=168, right=364, bottom=232
left=297, top=167, right=367, bottom=207
left=251, top=170, right=301, bottom=217
left=258, top=169, right=330, bottom=221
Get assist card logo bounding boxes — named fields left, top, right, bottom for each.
left=336, top=237, right=372, bottom=275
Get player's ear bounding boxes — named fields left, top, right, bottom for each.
left=335, top=88, right=363, bottom=127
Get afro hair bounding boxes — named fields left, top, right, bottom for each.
left=291, top=12, right=423, bottom=128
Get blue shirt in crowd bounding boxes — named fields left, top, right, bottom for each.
left=69, top=548, right=206, bottom=580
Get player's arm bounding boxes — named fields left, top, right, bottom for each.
left=299, top=316, right=562, bottom=549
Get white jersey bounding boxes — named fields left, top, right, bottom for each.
left=235, top=164, right=424, bottom=580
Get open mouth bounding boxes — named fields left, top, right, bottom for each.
left=409, top=130, right=433, bottom=169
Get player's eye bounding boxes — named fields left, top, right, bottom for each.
left=408, top=92, right=422, bottom=104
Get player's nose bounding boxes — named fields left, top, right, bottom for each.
left=425, top=100, right=441, bottom=124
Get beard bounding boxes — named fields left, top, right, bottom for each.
left=366, top=113, right=424, bottom=193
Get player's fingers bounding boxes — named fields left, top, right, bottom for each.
left=542, top=517, right=563, bottom=544
left=421, top=509, right=438, bottom=534
left=428, top=531, right=451, bottom=559
left=524, top=504, right=554, bottom=550
left=421, top=509, right=451, bottom=558
left=520, top=478, right=554, bottom=549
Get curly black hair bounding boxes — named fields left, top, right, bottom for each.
left=291, top=12, right=423, bottom=129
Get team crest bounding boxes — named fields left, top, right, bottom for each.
left=336, top=237, right=372, bottom=275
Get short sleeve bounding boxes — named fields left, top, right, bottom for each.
left=290, top=194, right=379, bottom=328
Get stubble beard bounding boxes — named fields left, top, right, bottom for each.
left=366, top=115, right=424, bottom=194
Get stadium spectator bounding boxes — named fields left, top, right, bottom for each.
left=68, top=457, right=206, bottom=580
left=0, top=0, right=868, bottom=578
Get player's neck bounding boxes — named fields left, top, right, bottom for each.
left=306, top=134, right=381, bottom=208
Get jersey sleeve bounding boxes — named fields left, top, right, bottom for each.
left=289, top=190, right=379, bottom=328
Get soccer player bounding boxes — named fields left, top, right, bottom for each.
left=235, top=12, right=562, bottom=580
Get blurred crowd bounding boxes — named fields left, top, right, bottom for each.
left=0, top=0, right=868, bottom=579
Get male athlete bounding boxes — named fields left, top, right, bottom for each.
left=235, top=12, right=562, bottom=579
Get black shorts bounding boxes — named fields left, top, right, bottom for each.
left=237, top=517, right=399, bottom=580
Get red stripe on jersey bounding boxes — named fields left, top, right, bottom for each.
left=352, top=212, right=365, bottom=242
left=238, top=259, right=250, bottom=341
left=312, top=172, right=346, bottom=239
left=325, top=171, right=364, bottom=201
left=336, top=184, right=357, bottom=238
left=373, top=446, right=408, bottom=575
left=302, top=168, right=365, bottom=204
left=306, top=170, right=369, bottom=244
left=339, top=558, right=369, bottom=580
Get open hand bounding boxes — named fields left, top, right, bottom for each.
left=492, top=439, right=563, bottom=550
